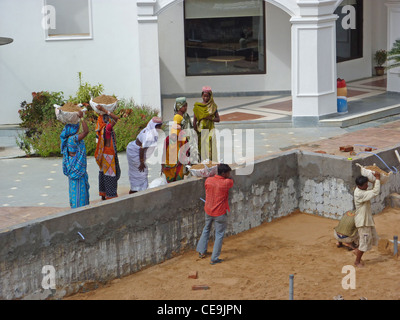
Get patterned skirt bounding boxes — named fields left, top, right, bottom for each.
left=69, top=173, right=90, bottom=208
left=98, top=144, right=120, bottom=199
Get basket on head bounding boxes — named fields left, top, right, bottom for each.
left=187, top=161, right=218, bottom=178
left=54, top=103, right=86, bottom=124
left=356, top=163, right=391, bottom=185
left=90, top=95, right=118, bottom=115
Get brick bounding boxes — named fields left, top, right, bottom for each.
left=314, top=151, right=326, bottom=154
left=192, top=285, right=209, bottom=290
left=365, top=147, right=373, bottom=152
left=188, top=271, right=198, bottom=279
left=340, top=145, right=353, bottom=152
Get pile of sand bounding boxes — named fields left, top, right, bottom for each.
left=190, top=162, right=218, bottom=170
left=92, top=95, right=117, bottom=105
left=65, top=207, right=400, bottom=300
left=60, top=102, right=81, bottom=112
left=366, top=165, right=389, bottom=177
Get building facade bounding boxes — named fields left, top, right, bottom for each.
left=0, top=0, right=399, bottom=125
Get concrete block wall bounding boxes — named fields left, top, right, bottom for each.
left=0, top=147, right=399, bottom=300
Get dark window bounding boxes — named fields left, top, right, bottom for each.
left=335, top=0, right=363, bottom=62
left=184, top=0, right=266, bottom=76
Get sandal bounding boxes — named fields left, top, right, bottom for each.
left=210, top=259, right=223, bottom=265
left=199, top=253, right=206, bottom=259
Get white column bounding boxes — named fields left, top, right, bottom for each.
left=290, top=1, right=339, bottom=126
left=386, top=1, right=400, bottom=93
left=137, top=0, right=162, bottom=113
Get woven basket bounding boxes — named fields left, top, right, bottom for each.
left=356, top=163, right=391, bottom=185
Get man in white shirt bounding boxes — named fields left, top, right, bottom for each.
left=353, top=172, right=381, bottom=268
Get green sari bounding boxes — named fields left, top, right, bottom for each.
left=193, top=93, right=218, bottom=162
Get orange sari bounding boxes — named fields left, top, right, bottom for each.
left=95, top=115, right=120, bottom=198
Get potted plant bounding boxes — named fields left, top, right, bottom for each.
left=374, top=49, right=387, bottom=76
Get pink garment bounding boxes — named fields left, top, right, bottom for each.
left=105, top=123, right=112, bottom=139
left=202, top=86, right=212, bottom=93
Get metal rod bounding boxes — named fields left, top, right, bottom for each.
left=394, top=236, right=398, bottom=255
left=289, top=274, right=294, bottom=300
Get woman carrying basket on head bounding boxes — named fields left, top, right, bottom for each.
left=60, top=110, right=90, bottom=208
left=94, top=105, right=121, bottom=200
left=193, top=86, right=220, bottom=163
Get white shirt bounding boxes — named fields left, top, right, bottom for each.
left=354, top=180, right=380, bottom=228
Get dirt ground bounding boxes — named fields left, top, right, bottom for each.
left=65, top=207, right=400, bottom=301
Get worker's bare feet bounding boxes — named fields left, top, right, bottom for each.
left=354, top=261, right=364, bottom=268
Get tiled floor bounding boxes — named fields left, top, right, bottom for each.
left=216, top=75, right=391, bottom=122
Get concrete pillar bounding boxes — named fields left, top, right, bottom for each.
left=386, top=1, right=400, bottom=93
left=290, top=1, right=339, bottom=126
left=137, top=0, right=162, bottom=113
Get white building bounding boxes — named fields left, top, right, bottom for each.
left=0, top=0, right=399, bottom=125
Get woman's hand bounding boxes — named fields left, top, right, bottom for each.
left=139, top=162, right=146, bottom=172
left=96, top=105, right=105, bottom=113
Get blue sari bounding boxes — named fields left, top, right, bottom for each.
left=60, top=124, right=90, bottom=208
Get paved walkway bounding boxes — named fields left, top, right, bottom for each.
left=1, top=75, right=400, bottom=230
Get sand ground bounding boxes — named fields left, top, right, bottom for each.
left=65, top=207, right=400, bottom=301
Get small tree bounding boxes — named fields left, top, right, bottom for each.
left=374, top=49, right=387, bottom=67
left=387, top=39, right=400, bottom=70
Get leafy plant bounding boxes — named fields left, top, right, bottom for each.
left=374, top=49, right=387, bottom=67
left=113, top=99, right=159, bottom=152
left=387, top=39, right=400, bottom=70
left=68, top=72, right=104, bottom=105
left=18, top=91, right=65, bottom=132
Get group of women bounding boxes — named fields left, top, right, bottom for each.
left=60, top=86, right=220, bottom=209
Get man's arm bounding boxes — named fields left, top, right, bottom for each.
left=356, top=174, right=381, bottom=203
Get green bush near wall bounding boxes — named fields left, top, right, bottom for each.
left=17, top=74, right=159, bottom=157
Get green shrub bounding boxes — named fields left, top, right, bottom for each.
left=18, top=91, right=65, bottom=133
left=68, top=72, right=104, bottom=105
left=17, top=90, right=159, bottom=157
left=30, top=120, right=64, bottom=157
left=113, top=99, right=159, bottom=152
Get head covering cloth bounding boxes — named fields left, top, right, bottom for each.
left=193, top=86, right=218, bottom=125
left=137, top=117, right=163, bottom=148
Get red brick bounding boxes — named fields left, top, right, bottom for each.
left=340, top=145, right=353, bottom=152
left=314, top=151, right=327, bottom=154
left=365, top=147, right=373, bottom=152
left=188, top=271, right=198, bottom=279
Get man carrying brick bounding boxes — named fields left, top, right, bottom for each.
left=196, top=164, right=234, bottom=265
left=353, top=172, right=381, bottom=268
